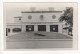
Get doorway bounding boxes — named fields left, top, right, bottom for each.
left=38, top=25, right=46, bottom=31
left=26, top=25, right=34, bottom=32
left=50, top=25, right=58, bottom=32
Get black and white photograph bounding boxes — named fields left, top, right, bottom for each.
left=3, top=3, right=77, bottom=50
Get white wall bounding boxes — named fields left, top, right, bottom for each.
left=58, top=24, right=63, bottom=33
left=34, top=25, right=38, bottom=31
left=14, top=18, right=22, bottom=23
left=46, top=25, right=50, bottom=32
left=21, top=12, right=62, bottom=22
left=22, top=25, right=26, bottom=32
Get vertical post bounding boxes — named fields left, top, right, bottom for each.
left=6, top=28, right=8, bottom=36
left=62, top=25, right=63, bottom=34
left=67, top=29, right=68, bottom=35
left=46, top=25, right=50, bottom=32
left=58, top=24, right=62, bottom=33
left=34, top=25, right=38, bottom=31
left=11, top=28, right=13, bottom=33
left=22, top=25, right=26, bottom=32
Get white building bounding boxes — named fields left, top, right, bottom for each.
left=6, top=10, right=67, bottom=36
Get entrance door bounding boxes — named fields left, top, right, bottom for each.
left=6, top=28, right=10, bottom=36
left=6, top=28, right=8, bottom=36
left=50, top=25, right=58, bottom=32
left=38, top=25, right=46, bottom=31
left=26, top=25, right=34, bottom=32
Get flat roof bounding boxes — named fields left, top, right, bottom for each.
left=21, top=11, right=62, bottom=13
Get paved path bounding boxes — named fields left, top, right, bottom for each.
left=6, top=40, right=72, bottom=49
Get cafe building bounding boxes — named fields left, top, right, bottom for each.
left=6, top=10, right=66, bottom=36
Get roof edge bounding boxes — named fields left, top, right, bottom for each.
left=21, top=11, right=62, bottom=13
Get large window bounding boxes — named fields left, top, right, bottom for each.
left=38, top=25, right=46, bottom=31
left=52, top=15, right=56, bottom=19
left=50, top=25, right=58, bottom=32
left=26, top=25, right=34, bottom=32
left=13, top=28, right=21, bottom=32
left=40, top=15, right=44, bottom=20
left=28, top=15, right=32, bottom=19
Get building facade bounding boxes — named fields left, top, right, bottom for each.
left=6, top=10, right=67, bottom=36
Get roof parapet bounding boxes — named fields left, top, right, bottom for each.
left=21, top=11, right=62, bottom=13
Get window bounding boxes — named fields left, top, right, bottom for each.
left=40, top=15, right=43, bottom=18
left=13, top=28, right=21, bottom=32
left=40, top=15, right=44, bottom=20
left=28, top=15, right=32, bottom=19
left=8, top=28, right=10, bottom=32
left=26, top=25, right=34, bottom=31
left=52, top=15, right=56, bottom=19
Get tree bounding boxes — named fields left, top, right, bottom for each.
left=59, top=7, right=73, bottom=36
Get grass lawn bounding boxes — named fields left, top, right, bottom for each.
left=6, top=32, right=72, bottom=42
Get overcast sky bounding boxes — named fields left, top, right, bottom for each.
left=4, top=3, right=74, bottom=23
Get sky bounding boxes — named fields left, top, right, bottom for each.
left=4, top=3, right=74, bottom=23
